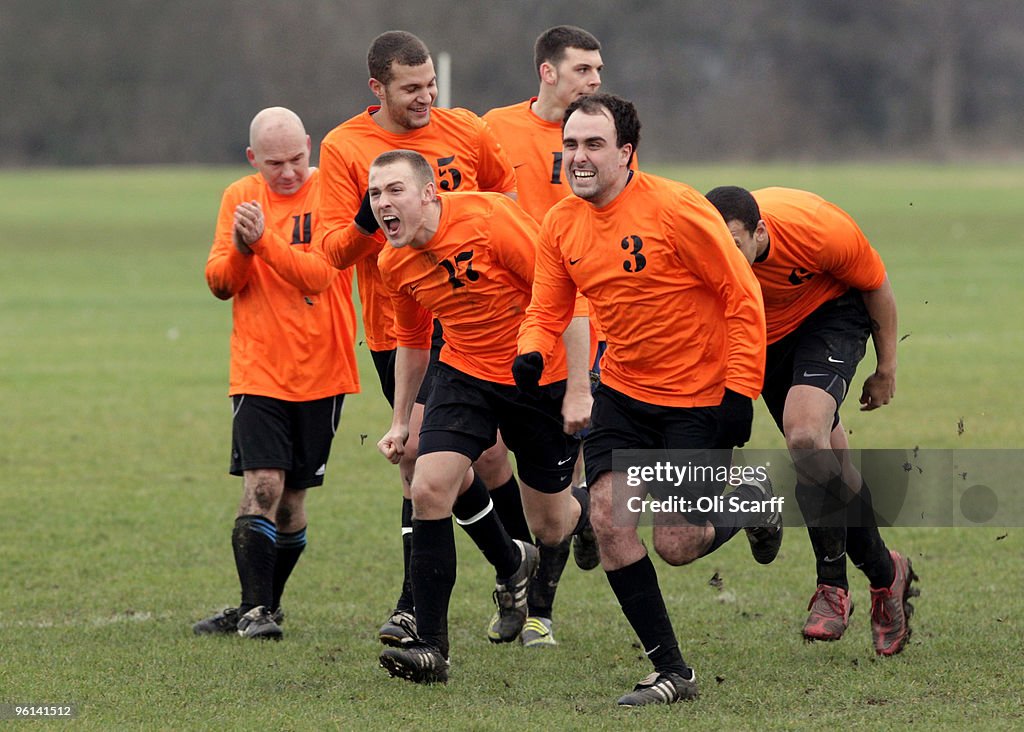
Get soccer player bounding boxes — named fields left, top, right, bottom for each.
left=516, top=94, right=780, bottom=706
left=316, top=30, right=527, bottom=647
left=368, top=150, right=590, bottom=684
left=482, top=24, right=604, bottom=647
left=705, top=185, right=918, bottom=656
left=195, top=107, right=359, bottom=640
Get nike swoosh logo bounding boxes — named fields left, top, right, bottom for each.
left=557, top=456, right=573, bottom=466
left=569, top=257, right=583, bottom=265
left=803, top=372, right=828, bottom=378
left=644, top=644, right=661, bottom=657
left=827, top=356, right=845, bottom=364
left=822, top=551, right=846, bottom=563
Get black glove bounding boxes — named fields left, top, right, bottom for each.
left=717, top=388, right=753, bottom=447
left=353, top=190, right=379, bottom=234
left=512, top=352, right=544, bottom=394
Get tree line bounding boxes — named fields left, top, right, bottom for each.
left=3, top=0, right=1022, bottom=166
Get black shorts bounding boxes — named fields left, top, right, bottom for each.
left=761, top=290, right=871, bottom=433
left=230, top=394, right=344, bottom=489
left=418, top=362, right=579, bottom=493
left=370, top=319, right=445, bottom=408
left=584, top=384, right=733, bottom=488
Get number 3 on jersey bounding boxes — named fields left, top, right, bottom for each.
left=439, top=250, right=479, bottom=289
left=621, top=235, right=646, bottom=272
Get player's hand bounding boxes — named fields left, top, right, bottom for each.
left=512, top=352, right=544, bottom=395
left=859, top=369, right=896, bottom=411
left=353, top=190, right=380, bottom=235
left=717, top=388, right=753, bottom=447
left=377, top=426, right=409, bottom=464
left=233, top=200, right=264, bottom=252
left=561, top=383, right=593, bottom=434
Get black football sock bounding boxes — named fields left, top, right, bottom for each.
left=796, top=477, right=849, bottom=590
left=232, top=515, right=278, bottom=614
left=606, top=554, right=690, bottom=678
left=699, top=482, right=764, bottom=557
left=396, top=498, right=415, bottom=613
left=453, top=473, right=521, bottom=578
left=527, top=538, right=571, bottom=619
left=488, top=475, right=532, bottom=542
left=271, top=526, right=306, bottom=611
left=846, top=481, right=894, bottom=588
left=410, top=517, right=457, bottom=658
left=570, top=484, right=591, bottom=535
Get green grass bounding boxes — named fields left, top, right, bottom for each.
left=1, top=166, right=1022, bottom=729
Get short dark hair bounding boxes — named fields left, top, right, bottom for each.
left=371, top=149, right=435, bottom=187
left=534, top=25, right=601, bottom=79
left=705, top=186, right=760, bottom=233
left=368, top=31, right=431, bottom=85
left=563, top=93, right=641, bottom=164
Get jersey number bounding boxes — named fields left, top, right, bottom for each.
left=439, top=250, right=479, bottom=289
left=621, top=235, right=646, bottom=272
left=550, top=152, right=563, bottom=185
left=437, top=156, right=463, bottom=191
left=291, top=213, right=312, bottom=244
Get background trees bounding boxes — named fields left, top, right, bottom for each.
left=3, top=0, right=1021, bottom=165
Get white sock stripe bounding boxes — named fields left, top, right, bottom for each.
left=454, top=498, right=494, bottom=526
left=401, top=527, right=412, bottom=536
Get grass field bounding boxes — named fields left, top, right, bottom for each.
left=1, top=164, right=1022, bottom=730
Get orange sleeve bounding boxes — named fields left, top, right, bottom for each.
left=815, top=201, right=887, bottom=291
left=316, top=136, right=381, bottom=269
left=206, top=182, right=255, bottom=300
left=249, top=224, right=337, bottom=295
left=518, top=223, right=577, bottom=363
left=671, top=199, right=766, bottom=399
left=475, top=116, right=518, bottom=194
left=391, top=289, right=434, bottom=351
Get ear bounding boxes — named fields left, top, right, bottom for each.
left=539, top=61, right=557, bottom=86
left=245, top=147, right=257, bottom=169
left=368, top=77, right=385, bottom=100
left=305, top=135, right=312, bottom=155
left=755, top=220, right=768, bottom=242
left=422, top=180, right=437, bottom=203
left=619, top=143, right=633, bottom=166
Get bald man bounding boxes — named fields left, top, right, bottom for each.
left=195, top=107, right=360, bottom=640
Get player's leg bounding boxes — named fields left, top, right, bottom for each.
left=786, top=292, right=874, bottom=641
left=496, top=380, right=585, bottom=646
left=194, top=394, right=292, bottom=639
left=587, top=386, right=698, bottom=706
left=478, top=431, right=532, bottom=541
left=571, top=340, right=606, bottom=571
left=380, top=449, right=467, bottom=684
left=833, top=424, right=918, bottom=655
left=368, top=348, right=421, bottom=646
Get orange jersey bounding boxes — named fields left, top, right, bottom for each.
left=519, top=171, right=766, bottom=406
left=206, top=170, right=360, bottom=400
left=318, top=106, right=517, bottom=351
left=483, top=99, right=572, bottom=226
left=379, top=192, right=568, bottom=386
left=752, top=187, right=886, bottom=344
left=483, top=98, right=609, bottom=342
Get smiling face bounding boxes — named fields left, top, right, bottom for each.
left=370, top=59, right=438, bottom=134
left=561, top=106, right=632, bottom=208
left=367, top=158, right=438, bottom=249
